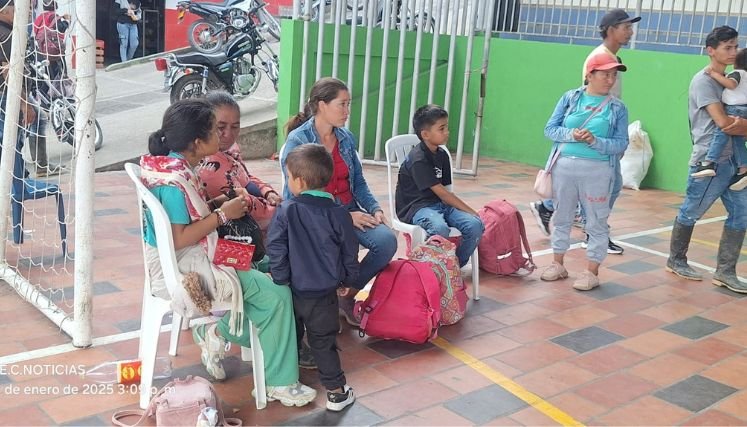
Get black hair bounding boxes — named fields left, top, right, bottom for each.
left=736, top=48, right=747, bottom=71
left=285, top=77, right=349, bottom=135
left=705, top=26, right=738, bottom=49
left=42, top=0, right=56, bottom=11
left=205, top=90, right=240, bottom=115
left=148, top=99, right=215, bottom=156
left=412, top=104, right=449, bottom=141
left=285, top=144, right=333, bottom=191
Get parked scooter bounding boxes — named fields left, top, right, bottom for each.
left=177, top=0, right=280, bottom=53
left=156, top=5, right=279, bottom=104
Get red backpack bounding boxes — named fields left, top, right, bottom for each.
left=34, top=12, right=65, bottom=60
left=355, top=260, right=441, bottom=344
left=409, top=235, right=468, bottom=326
left=477, top=200, right=536, bottom=275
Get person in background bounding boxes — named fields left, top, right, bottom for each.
left=267, top=144, right=359, bottom=412
left=197, top=91, right=282, bottom=232
left=529, top=8, right=640, bottom=256
left=115, top=0, right=140, bottom=62
left=140, top=99, right=316, bottom=407
left=539, top=54, right=629, bottom=291
left=282, top=77, right=397, bottom=327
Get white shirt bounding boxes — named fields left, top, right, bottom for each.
left=722, top=69, right=747, bottom=105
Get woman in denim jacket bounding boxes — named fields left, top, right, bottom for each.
left=282, top=78, right=397, bottom=325
left=540, top=54, right=629, bottom=291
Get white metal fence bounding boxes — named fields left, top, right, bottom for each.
left=291, top=0, right=493, bottom=175
left=490, top=0, right=747, bottom=53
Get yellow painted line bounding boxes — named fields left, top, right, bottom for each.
left=690, top=237, right=747, bottom=256
left=432, top=337, right=584, bottom=427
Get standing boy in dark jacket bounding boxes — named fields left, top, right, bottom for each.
left=267, top=144, right=359, bottom=412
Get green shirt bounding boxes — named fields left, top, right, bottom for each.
left=560, top=93, right=611, bottom=161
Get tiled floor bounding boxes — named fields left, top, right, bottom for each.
left=2, top=156, right=747, bottom=426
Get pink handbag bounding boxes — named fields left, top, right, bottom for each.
left=111, top=376, right=242, bottom=426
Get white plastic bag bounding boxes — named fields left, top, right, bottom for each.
left=620, top=120, right=654, bottom=190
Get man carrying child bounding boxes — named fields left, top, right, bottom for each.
left=267, top=144, right=358, bottom=411
left=395, top=104, right=484, bottom=268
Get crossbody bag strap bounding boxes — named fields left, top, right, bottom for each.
left=548, top=94, right=612, bottom=171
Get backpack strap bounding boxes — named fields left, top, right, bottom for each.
left=515, top=210, right=537, bottom=274
left=111, top=409, right=149, bottom=427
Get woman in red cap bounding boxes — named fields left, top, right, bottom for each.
left=538, top=53, right=630, bottom=291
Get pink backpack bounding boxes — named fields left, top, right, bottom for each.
left=478, top=200, right=537, bottom=275
left=355, top=260, right=441, bottom=344
left=409, top=235, right=468, bottom=325
left=34, top=13, right=65, bottom=60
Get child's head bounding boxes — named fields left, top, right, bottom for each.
left=413, top=104, right=449, bottom=146
left=735, top=48, right=747, bottom=71
left=148, top=99, right=217, bottom=158
left=285, top=144, right=333, bottom=196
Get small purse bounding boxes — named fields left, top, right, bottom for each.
left=213, top=238, right=255, bottom=271
left=534, top=95, right=613, bottom=199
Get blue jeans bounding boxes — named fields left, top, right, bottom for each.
left=708, top=104, right=747, bottom=168
left=677, top=159, right=747, bottom=229
left=354, top=223, right=397, bottom=288
left=116, top=22, right=139, bottom=62
left=411, top=202, right=485, bottom=267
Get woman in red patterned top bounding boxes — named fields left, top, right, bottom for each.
left=196, top=91, right=282, bottom=231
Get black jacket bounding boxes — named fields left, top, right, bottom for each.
left=267, top=193, right=360, bottom=298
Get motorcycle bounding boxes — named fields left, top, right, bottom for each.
left=177, top=0, right=280, bottom=53
left=25, top=50, right=103, bottom=151
left=156, top=7, right=279, bottom=104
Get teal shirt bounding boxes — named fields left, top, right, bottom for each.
left=560, top=93, right=611, bottom=161
left=143, top=152, right=192, bottom=247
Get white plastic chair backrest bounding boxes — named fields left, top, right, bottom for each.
left=125, top=163, right=183, bottom=298
left=384, top=134, right=420, bottom=223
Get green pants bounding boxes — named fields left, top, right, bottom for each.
left=217, top=267, right=299, bottom=387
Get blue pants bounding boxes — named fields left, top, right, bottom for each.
left=411, top=202, right=485, bottom=267
left=116, top=22, right=139, bottom=62
left=677, top=158, right=747, bottom=230
left=707, top=104, right=747, bottom=168
left=354, top=222, right=397, bottom=288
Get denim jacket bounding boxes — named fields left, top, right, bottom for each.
left=543, top=86, right=629, bottom=170
left=282, top=117, right=382, bottom=214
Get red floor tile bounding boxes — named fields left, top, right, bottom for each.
left=629, top=353, right=707, bottom=387
left=594, top=396, right=692, bottom=426
left=682, top=409, right=747, bottom=426
left=675, top=337, right=743, bottom=365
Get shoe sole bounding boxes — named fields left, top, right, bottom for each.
left=712, top=278, right=747, bottom=293
left=665, top=266, right=703, bottom=281
left=580, top=243, right=624, bottom=255
left=691, top=171, right=716, bottom=178
left=327, top=393, right=356, bottom=412
left=540, top=271, right=568, bottom=281
left=528, top=203, right=551, bottom=237
left=253, top=390, right=317, bottom=407
left=729, top=178, right=747, bottom=191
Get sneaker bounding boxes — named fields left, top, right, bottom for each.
left=327, top=385, right=355, bottom=412
left=338, top=296, right=361, bottom=327
left=263, top=383, right=317, bottom=407
left=729, top=171, right=747, bottom=191
left=572, top=212, right=585, bottom=229
left=573, top=270, right=600, bottom=291
left=691, top=162, right=717, bottom=178
left=580, top=236, right=624, bottom=255
left=607, top=239, right=624, bottom=255
left=298, top=341, right=317, bottom=370
left=540, top=261, right=568, bottom=281
left=529, top=201, right=552, bottom=236
left=192, top=323, right=227, bottom=381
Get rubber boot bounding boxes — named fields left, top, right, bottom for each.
left=712, top=227, right=747, bottom=294
left=665, top=219, right=703, bottom=280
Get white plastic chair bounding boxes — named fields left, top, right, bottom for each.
left=125, top=163, right=267, bottom=410
left=385, top=134, right=480, bottom=300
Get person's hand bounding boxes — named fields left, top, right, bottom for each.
left=350, top=211, right=378, bottom=231
left=62, top=13, right=70, bottom=21
left=572, top=128, right=586, bottom=142
left=723, top=116, right=747, bottom=136
left=266, top=191, right=282, bottom=206
left=373, top=210, right=388, bottom=226
left=221, top=196, right=248, bottom=220
left=579, top=129, right=595, bottom=144
left=337, top=287, right=353, bottom=297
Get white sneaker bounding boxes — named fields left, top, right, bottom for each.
left=192, top=323, right=227, bottom=381
left=327, top=385, right=355, bottom=412
left=265, top=383, right=317, bottom=407
left=573, top=270, right=600, bottom=291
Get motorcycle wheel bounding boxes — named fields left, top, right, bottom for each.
left=51, top=103, right=103, bottom=151
left=170, top=74, right=226, bottom=104
left=257, top=8, right=280, bottom=41
left=188, top=20, right=224, bottom=54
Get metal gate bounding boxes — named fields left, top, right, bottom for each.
left=290, top=0, right=496, bottom=175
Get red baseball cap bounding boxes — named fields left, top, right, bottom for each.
left=585, top=53, right=627, bottom=75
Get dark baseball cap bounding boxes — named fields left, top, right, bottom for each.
left=599, top=9, right=641, bottom=28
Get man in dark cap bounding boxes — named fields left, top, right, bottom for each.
left=530, top=8, right=640, bottom=256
